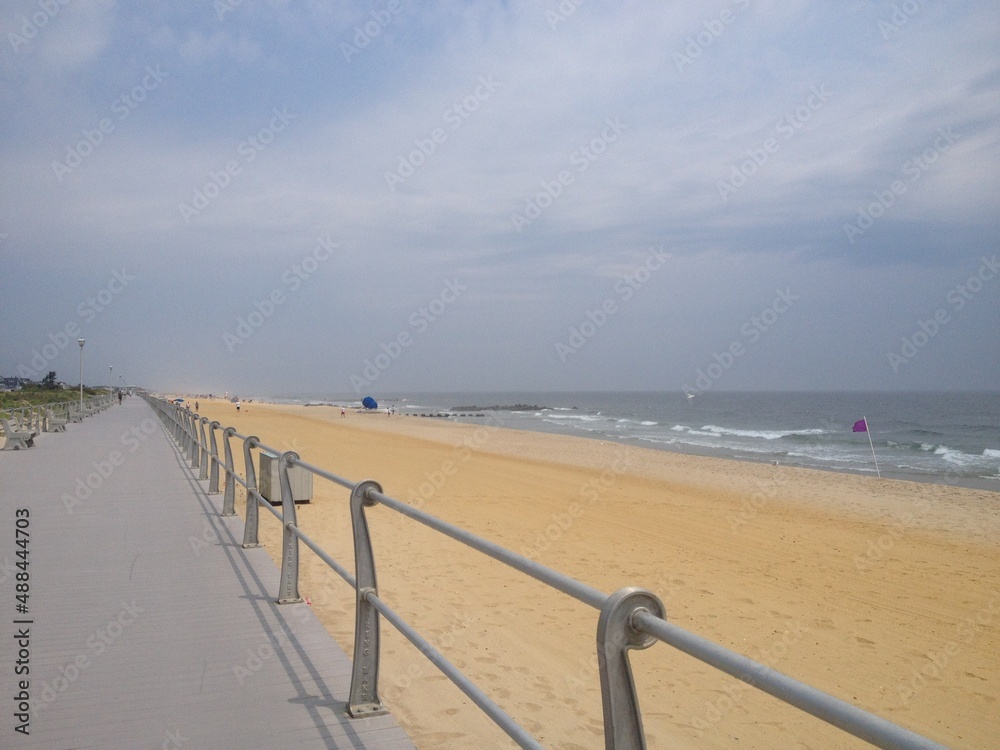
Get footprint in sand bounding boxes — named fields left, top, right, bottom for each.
left=855, top=636, right=876, bottom=647
left=814, top=618, right=836, bottom=629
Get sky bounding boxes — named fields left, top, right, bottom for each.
left=1, top=0, right=998, bottom=397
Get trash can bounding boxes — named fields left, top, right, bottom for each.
left=258, top=451, right=313, bottom=505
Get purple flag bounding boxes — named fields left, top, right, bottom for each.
left=853, top=418, right=867, bottom=433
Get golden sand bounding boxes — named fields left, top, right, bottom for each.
left=188, top=397, right=999, bottom=749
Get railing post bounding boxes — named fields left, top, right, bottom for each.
left=198, top=418, right=210, bottom=480
left=208, top=421, right=221, bottom=494
left=347, top=479, right=388, bottom=717
left=188, top=413, right=199, bottom=468
left=221, top=427, right=237, bottom=515
left=178, top=408, right=188, bottom=452
left=242, top=436, right=261, bottom=548
left=276, top=451, right=303, bottom=604
left=597, top=587, right=665, bottom=750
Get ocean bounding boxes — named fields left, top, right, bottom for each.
left=264, top=391, right=1000, bottom=491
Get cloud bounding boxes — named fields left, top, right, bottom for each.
left=177, top=30, right=261, bottom=65
left=1, top=1, right=997, bottom=392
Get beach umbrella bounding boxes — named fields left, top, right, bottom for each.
left=361, top=396, right=378, bottom=410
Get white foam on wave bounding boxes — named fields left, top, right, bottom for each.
left=933, top=445, right=976, bottom=466
left=543, top=413, right=606, bottom=423
left=699, top=424, right=824, bottom=440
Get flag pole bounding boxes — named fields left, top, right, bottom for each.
left=864, top=415, right=881, bottom=479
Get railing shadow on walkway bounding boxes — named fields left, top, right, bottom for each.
left=155, top=408, right=404, bottom=750
left=144, top=394, right=948, bottom=750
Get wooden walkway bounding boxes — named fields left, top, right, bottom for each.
left=0, top=398, right=415, bottom=749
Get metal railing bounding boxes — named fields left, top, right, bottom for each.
left=144, top=395, right=948, bottom=750
left=1, top=394, right=112, bottom=436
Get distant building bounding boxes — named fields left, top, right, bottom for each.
left=1, top=376, right=26, bottom=391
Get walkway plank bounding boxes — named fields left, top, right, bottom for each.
left=0, top=398, right=415, bottom=749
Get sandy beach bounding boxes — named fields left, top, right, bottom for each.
left=186, top=397, right=999, bottom=749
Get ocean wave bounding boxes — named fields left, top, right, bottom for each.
left=933, top=445, right=977, bottom=466
left=696, top=424, right=825, bottom=440
left=611, top=418, right=659, bottom=427
left=542, top=413, right=606, bottom=423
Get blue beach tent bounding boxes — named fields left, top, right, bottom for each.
left=361, top=396, right=378, bottom=410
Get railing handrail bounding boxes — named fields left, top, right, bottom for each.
left=143, top=394, right=948, bottom=750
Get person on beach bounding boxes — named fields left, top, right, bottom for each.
left=236, top=399, right=241, bottom=413
left=195, top=401, right=199, bottom=412
left=341, top=407, right=346, bottom=417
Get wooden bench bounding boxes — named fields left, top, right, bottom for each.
left=1, top=417, right=37, bottom=450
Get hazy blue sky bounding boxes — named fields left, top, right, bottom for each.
left=1, top=1, right=998, bottom=397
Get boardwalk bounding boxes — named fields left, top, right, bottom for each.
left=0, top=398, right=415, bottom=749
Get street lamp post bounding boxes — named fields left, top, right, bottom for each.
left=78, top=338, right=85, bottom=410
